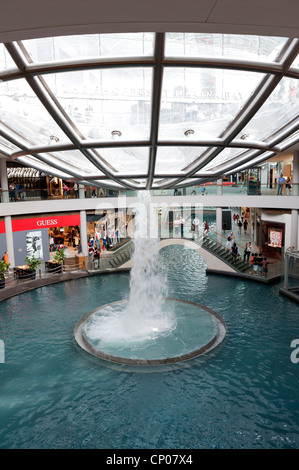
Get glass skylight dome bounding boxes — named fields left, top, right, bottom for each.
left=0, top=32, right=298, bottom=190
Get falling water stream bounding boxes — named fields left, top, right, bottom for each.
left=80, top=190, right=224, bottom=363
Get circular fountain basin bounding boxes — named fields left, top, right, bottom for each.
left=74, top=298, right=226, bottom=365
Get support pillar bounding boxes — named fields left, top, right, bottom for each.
left=0, top=157, right=9, bottom=203
left=79, top=184, right=85, bottom=199
left=216, top=179, right=223, bottom=243
left=293, top=151, right=299, bottom=196
left=4, top=216, right=15, bottom=267
left=290, top=209, right=298, bottom=249
left=80, top=210, right=88, bottom=257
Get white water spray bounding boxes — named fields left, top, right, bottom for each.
left=84, top=190, right=176, bottom=345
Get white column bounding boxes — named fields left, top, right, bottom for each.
left=4, top=216, right=15, bottom=267
left=291, top=209, right=298, bottom=249
left=80, top=210, right=88, bottom=257
left=293, top=151, right=299, bottom=196
left=79, top=184, right=85, bottom=199
left=216, top=179, right=223, bottom=243
left=0, top=157, right=9, bottom=203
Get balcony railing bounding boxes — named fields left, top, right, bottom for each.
left=1, top=182, right=298, bottom=203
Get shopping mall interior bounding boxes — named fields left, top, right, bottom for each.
left=0, top=0, right=299, bottom=452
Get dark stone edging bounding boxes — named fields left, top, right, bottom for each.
left=206, top=268, right=281, bottom=284
left=74, top=298, right=227, bottom=366
left=279, top=288, right=299, bottom=304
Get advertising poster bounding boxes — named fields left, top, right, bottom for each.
left=26, top=230, right=43, bottom=259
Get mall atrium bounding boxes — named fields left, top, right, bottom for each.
left=0, top=0, right=299, bottom=451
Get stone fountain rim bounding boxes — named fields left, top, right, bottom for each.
left=74, top=297, right=227, bottom=366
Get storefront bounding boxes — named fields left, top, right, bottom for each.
left=86, top=209, right=134, bottom=250
left=261, top=221, right=285, bottom=259
left=11, top=213, right=81, bottom=265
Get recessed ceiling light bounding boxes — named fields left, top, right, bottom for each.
left=50, top=135, right=59, bottom=142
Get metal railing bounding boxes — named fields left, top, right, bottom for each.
left=1, top=182, right=298, bottom=203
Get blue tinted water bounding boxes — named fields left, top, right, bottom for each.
left=0, top=244, right=299, bottom=449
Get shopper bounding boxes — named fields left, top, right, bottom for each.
left=93, top=249, right=100, bottom=270
left=180, top=215, right=185, bottom=238
left=231, top=242, right=239, bottom=263
left=226, top=232, right=233, bottom=249
left=249, top=253, right=255, bottom=274
left=203, top=220, right=209, bottom=235
left=63, top=183, right=69, bottom=198
left=285, top=177, right=291, bottom=195
left=277, top=173, right=285, bottom=195
left=261, top=257, right=269, bottom=277
left=243, top=219, right=248, bottom=234
left=257, top=253, right=263, bottom=274
left=238, top=219, right=242, bottom=234
left=243, top=242, right=251, bottom=262
left=2, top=251, right=9, bottom=264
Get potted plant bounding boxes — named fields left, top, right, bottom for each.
left=0, top=259, right=10, bottom=289
left=25, top=255, right=41, bottom=279
left=52, top=247, right=66, bottom=273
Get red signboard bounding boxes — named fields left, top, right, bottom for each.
left=0, top=221, right=5, bottom=234
left=12, top=214, right=81, bottom=232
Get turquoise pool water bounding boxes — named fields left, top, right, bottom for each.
left=0, top=244, right=299, bottom=449
left=82, top=298, right=220, bottom=362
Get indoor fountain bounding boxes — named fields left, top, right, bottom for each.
left=74, top=191, right=226, bottom=365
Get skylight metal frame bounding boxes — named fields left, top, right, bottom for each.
left=0, top=33, right=297, bottom=189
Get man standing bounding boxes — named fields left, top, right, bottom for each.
left=277, top=173, right=285, bottom=195
left=179, top=215, right=185, bottom=238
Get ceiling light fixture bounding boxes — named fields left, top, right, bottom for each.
left=184, top=129, right=195, bottom=137
left=111, top=130, right=122, bottom=139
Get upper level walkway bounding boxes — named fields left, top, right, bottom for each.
left=1, top=190, right=298, bottom=218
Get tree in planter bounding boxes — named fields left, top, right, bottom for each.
left=25, top=255, right=42, bottom=279
left=0, top=259, right=10, bottom=288
left=52, top=248, right=66, bottom=273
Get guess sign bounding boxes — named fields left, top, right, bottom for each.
left=12, top=214, right=81, bottom=232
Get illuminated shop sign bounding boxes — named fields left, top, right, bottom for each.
left=12, top=215, right=81, bottom=232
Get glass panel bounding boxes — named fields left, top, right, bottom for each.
left=165, top=33, right=288, bottom=62
left=20, top=33, right=154, bottom=63
left=277, top=130, right=299, bottom=152
left=17, top=155, right=72, bottom=179
left=155, top=147, right=208, bottom=173
left=0, top=78, right=71, bottom=146
left=42, top=68, right=152, bottom=141
left=40, top=149, right=103, bottom=176
left=97, top=147, right=149, bottom=174
left=159, top=67, right=264, bottom=140
left=93, top=179, right=123, bottom=188
left=236, top=77, right=299, bottom=141
left=0, top=135, right=20, bottom=155
left=0, top=43, right=17, bottom=71
left=290, top=53, right=299, bottom=69
left=199, top=147, right=248, bottom=172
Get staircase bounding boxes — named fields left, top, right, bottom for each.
left=201, top=235, right=250, bottom=273
left=108, top=246, right=133, bottom=268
